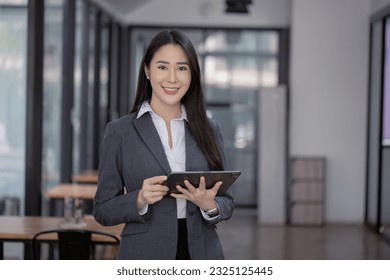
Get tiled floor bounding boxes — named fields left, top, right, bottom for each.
left=218, top=208, right=390, bottom=260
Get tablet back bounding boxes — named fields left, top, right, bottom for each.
left=164, top=170, right=241, bottom=195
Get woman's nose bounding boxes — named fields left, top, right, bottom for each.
left=166, top=69, right=177, bottom=83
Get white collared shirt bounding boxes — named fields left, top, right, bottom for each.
left=137, top=102, right=187, bottom=218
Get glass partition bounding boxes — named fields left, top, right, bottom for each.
left=41, top=0, right=64, bottom=215
left=85, top=7, right=96, bottom=169
left=72, top=0, right=85, bottom=176
left=98, top=16, right=110, bottom=154
left=0, top=4, right=27, bottom=216
left=200, top=30, right=279, bottom=206
left=0, top=2, right=27, bottom=260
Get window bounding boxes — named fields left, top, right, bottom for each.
left=41, top=0, right=64, bottom=214
left=0, top=3, right=27, bottom=216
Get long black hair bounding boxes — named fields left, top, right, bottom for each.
left=130, top=30, right=224, bottom=171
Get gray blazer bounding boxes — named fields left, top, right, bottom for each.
left=93, top=112, right=234, bottom=260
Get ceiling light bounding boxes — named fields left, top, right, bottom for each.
left=225, top=0, right=252, bottom=14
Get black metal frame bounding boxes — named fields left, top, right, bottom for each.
left=91, top=10, right=102, bottom=169
left=279, top=29, right=291, bottom=223
left=118, top=26, right=131, bottom=117
left=25, top=0, right=44, bottom=216
left=108, top=21, right=120, bottom=121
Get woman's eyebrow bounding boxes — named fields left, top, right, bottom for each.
left=155, top=60, right=189, bottom=65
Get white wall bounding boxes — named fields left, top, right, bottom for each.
left=290, top=0, right=371, bottom=223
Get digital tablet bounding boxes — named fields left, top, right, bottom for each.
left=163, top=170, right=241, bottom=195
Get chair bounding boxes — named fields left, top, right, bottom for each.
left=31, top=229, right=120, bottom=260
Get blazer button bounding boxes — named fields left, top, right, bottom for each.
left=188, top=209, right=195, bottom=216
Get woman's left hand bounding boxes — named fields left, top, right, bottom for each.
left=170, top=176, right=222, bottom=211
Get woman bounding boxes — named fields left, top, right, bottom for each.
left=93, top=30, right=234, bottom=260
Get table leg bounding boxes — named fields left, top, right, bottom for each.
left=49, top=198, right=57, bottom=216
left=24, top=241, right=32, bottom=260
left=0, top=241, right=3, bottom=260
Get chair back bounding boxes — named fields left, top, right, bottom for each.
left=32, top=229, right=120, bottom=260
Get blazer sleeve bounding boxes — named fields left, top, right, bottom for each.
left=207, top=119, right=235, bottom=224
left=93, top=121, right=148, bottom=226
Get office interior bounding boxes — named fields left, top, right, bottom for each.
left=1, top=0, right=390, bottom=259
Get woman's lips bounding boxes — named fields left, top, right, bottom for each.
left=163, top=87, right=179, bottom=95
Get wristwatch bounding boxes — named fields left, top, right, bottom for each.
left=205, top=206, right=219, bottom=216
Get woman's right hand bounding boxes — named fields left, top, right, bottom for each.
left=137, top=175, right=169, bottom=209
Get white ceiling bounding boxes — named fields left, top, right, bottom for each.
left=88, top=0, right=152, bottom=25
left=86, top=0, right=291, bottom=28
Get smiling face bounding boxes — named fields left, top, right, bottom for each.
left=145, top=43, right=191, bottom=116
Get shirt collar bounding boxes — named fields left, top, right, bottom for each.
left=136, top=101, right=188, bottom=122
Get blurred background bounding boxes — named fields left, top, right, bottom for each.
left=1, top=0, right=390, bottom=259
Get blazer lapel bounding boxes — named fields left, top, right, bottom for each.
left=133, top=113, right=171, bottom=175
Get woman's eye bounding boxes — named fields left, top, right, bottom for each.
left=178, top=66, right=188, bottom=71
left=157, top=65, right=167, bottom=70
